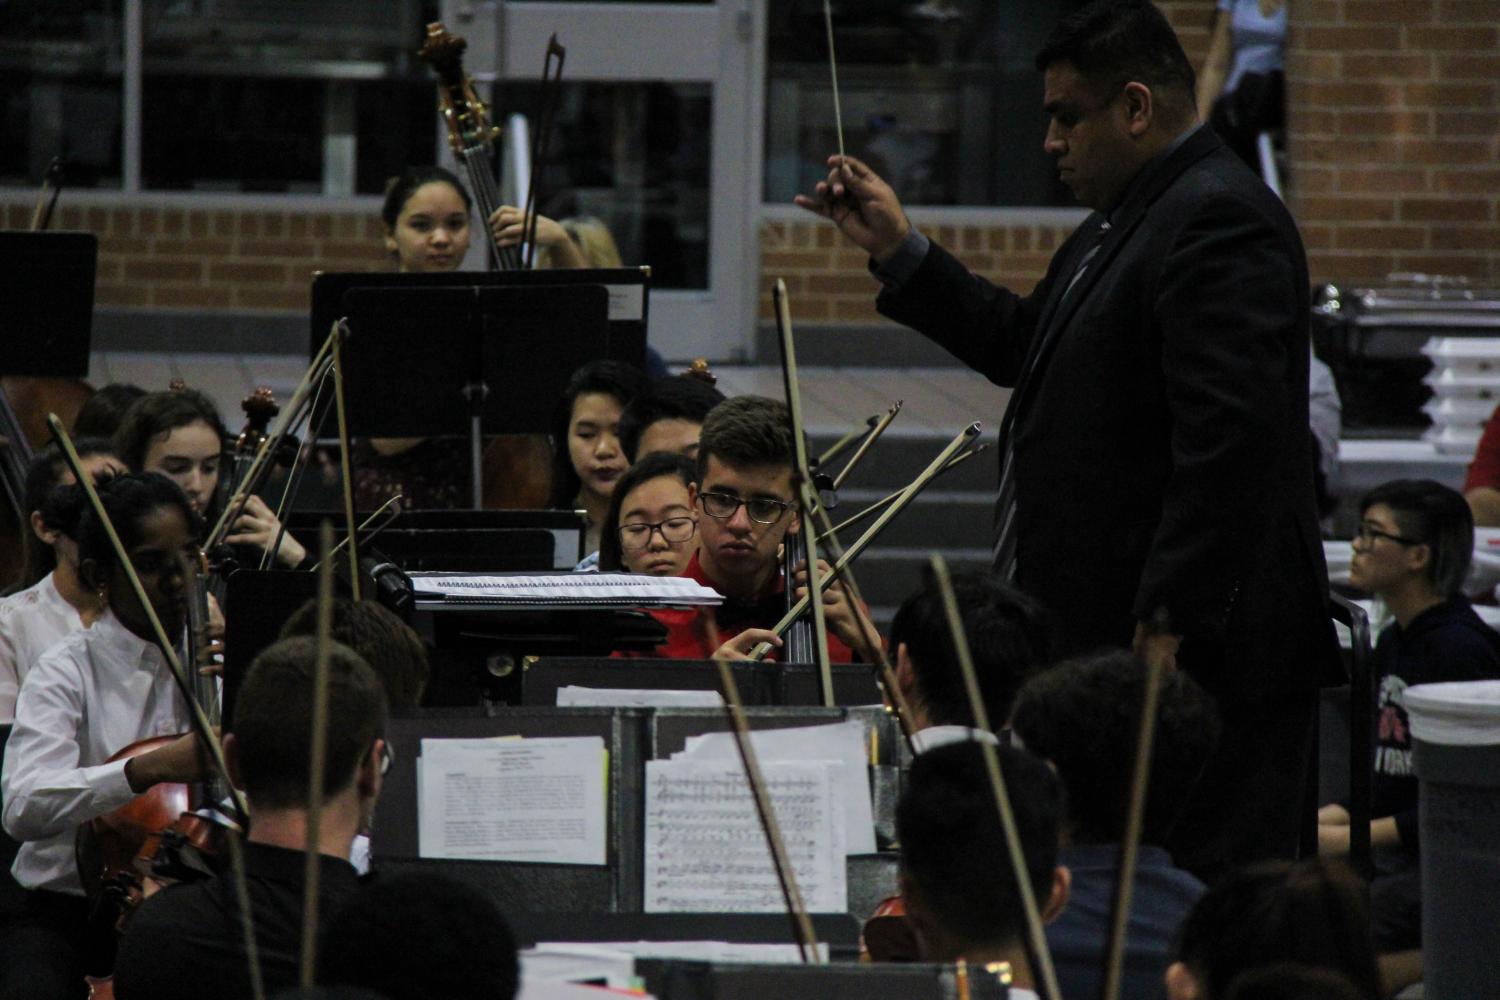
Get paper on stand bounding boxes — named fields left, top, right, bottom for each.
left=418, top=736, right=607, bottom=865
left=557, top=685, right=723, bottom=709
left=410, top=572, right=722, bottom=607
left=674, top=720, right=876, bottom=854
left=644, top=758, right=846, bottom=914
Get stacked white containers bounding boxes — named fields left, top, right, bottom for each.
left=1423, top=338, right=1500, bottom=454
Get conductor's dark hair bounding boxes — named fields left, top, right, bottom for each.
left=897, top=742, right=1063, bottom=956
left=695, top=395, right=793, bottom=480
left=1035, top=0, right=1197, bottom=112
left=280, top=597, right=430, bottom=711
left=889, top=570, right=1050, bottom=730
left=619, top=375, right=727, bottom=462
left=380, top=165, right=472, bottom=231
left=1173, top=860, right=1382, bottom=1000
left=231, top=636, right=388, bottom=810
left=1359, top=478, right=1473, bottom=597
left=1011, top=649, right=1220, bottom=845
left=319, top=871, right=520, bottom=1000
left=548, top=360, right=651, bottom=509
left=1222, top=964, right=1370, bottom=1000
left=112, top=386, right=227, bottom=473
left=76, top=472, right=201, bottom=582
left=598, top=452, right=698, bottom=572
left=73, top=383, right=147, bottom=439
left=12, top=437, right=118, bottom=592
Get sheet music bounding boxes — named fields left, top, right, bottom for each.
left=418, top=737, right=607, bottom=865
left=410, top=572, right=722, bottom=607
left=675, top=721, right=876, bottom=855
left=556, top=685, right=724, bottom=709
left=644, top=759, right=846, bottom=914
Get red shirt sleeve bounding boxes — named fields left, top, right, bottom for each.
left=1465, top=403, right=1500, bottom=493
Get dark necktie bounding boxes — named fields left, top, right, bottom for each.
left=991, top=222, right=1110, bottom=578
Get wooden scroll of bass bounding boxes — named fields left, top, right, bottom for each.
left=300, top=522, right=337, bottom=988
left=50, top=416, right=266, bottom=1000
left=929, top=553, right=1062, bottom=1000
left=714, top=658, right=821, bottom=963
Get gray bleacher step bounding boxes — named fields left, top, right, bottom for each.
left=821, top=488, right=993, bottom=550
left=834, top=546, right=997, bottom=610
left=806, top=433, right=999, bottom=494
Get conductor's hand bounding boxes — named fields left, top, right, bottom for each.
left=793, top=558, right=884, bottom=663
left=793, top=155, right=911, bottom=265
left=713, top=628, right=781, bottom=663
left=125, top=730, right=217, bottom=792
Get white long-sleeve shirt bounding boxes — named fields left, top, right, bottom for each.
left=2, top=608, right=187, bottom=895
left=0, top=572, right=88, bottom=723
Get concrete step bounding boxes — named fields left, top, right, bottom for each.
left=819, top=488, right=993, bottom=551
left=806, top=432, right=999, bottom=495
left=834, top=545, right=996, bottom=613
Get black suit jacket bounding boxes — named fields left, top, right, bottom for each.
left=878, top=127, right=1339, bottom=704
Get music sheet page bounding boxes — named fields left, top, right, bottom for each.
left=418, top=736, right=608, bottom=865
left=643, top=759, right=846, bottom=913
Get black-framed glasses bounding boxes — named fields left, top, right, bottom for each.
left=1354, top=523, right=1420, bottom=548
left=698, top=491, right=793, bottom=524
left=618, top=515, right=697, bottom=551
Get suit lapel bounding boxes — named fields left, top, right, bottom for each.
left=1002, top=127, right=1226, bottom=435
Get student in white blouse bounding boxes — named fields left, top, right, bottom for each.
left=1, top=472, right=212, bottom=996
left=0, top=440, right=125, bottom=722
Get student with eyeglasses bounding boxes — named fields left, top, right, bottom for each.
left=1319, top=478, right=1500, bottom=981
left=633, top=395, right=881, bottom=663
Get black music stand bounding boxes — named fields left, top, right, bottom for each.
left=0, top=231, right=95, bottom=379
left=338, top=283, right=609, bottom=509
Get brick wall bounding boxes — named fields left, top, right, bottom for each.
left=1285, top=1, right=1500, bottom=285
left=1, top=200, right=388, bottom=313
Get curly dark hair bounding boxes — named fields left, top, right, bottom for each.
left=547, top=360, right=651, bottom=508
left=380, top=165, right=471, bottom=232
left=75, top=471, right=201, bottom=581
left=618, top=375, right=726, bottom=462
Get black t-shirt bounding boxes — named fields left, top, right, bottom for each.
left=1371, top=596, right=1500, bottom=851
left=113, top=841, right=361, bottom=1000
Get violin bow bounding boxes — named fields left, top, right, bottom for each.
left=1099, top=631, right=1167, bottom=1000
left=929, top=553, right=1062, bottom=1000
left=829, top=400, right=900, bottom=493
left=771, top=279, right=834, bottom=706
left=330, top=322, right=361, bottom=598
left=715, top=658, right=822, bottom=962
left=523, top=35, right=567, bottom=270
left=207, top=328, right=336, bottom=554
left=770, top=279, right=918, bottom=750
left=48, top=415, right=267, bottom=1000
left=748, top=421, right=980, bottom=662
left=300, top=522, right=337, bottom=988
left=822, top=0, right=846, bottom=166
left=813, top=412, right=879, bottom=472
left=815, top=444, right=988, bottom=545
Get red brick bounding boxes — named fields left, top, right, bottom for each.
left=1294, top=0, right=1342, bottom=22
left=318, top=240, right=388, bottom=262
left=209, top=262, right=287, bottom=285
left=159, top=208, right=184, bottom=237
left=1345, top=0, right=1435, bottom=22
left=1436, top=54, right=1500, bottom=79
left=1430, top=226, right=1500, bottom=252
left=1400, top=198, right=1493, bottom=223
left=98, top=235, right=150, bottom=255
left=785, top=296, right=830, bottom=322
left=1300, top=224, right=1335, bottom=251
left=763, top=250, right=833, bottom=273
left=1400, top=138, right=1493, bottom=165
left=807, top=273, right=878, bottom=295
left=259, top=213, right=286, bottom=238
left=833, top=298, right=881, bottom=322
left=1405, top=25, right=1499, bottom=50
left=1290, top=165, right=1336, bottom=193
left=1342, top=109, right=1431, bottom=136
left=107, top=208, right=133, bottom=235
left=1438, top=0, right=1500, bottom=22
left=137, top=209, right=160, bottom=236
left=1335, top=226, right=1426, bottom=251
left=152, top=285, right=233, bottom=308
left=1435, top=110, right=1500, bottom=135
left=94, top=284, right=150, bottom=307
left=1401, top=81, right=1496, bottom=108
left=1297, top=26, right=1404, bottom=53
left=238, top=239, right=309, bottom=258
left=1307, top=252, right=1399, bottom=283
left=1336, top=168, right=1429, bottom=194
left=213, top=211, right=236, bottom=238
left=123, top=260, right=202, bottom=283
left=233, top=286, right=308, bottom=310
left=152, top=238, right=234, bottom=256
left=1340, top=54, right=1433, bottom=81
left=1300, top=197, right=1398, bottom=223
left=1435, top=169, right=1500, bottom=194
left=186, top=212, right=209, bottom=238
left=1297, top=82, right=1403, bottom=109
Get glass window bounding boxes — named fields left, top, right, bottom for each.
left=497, top=81, right=712, bottom=290
left=0, top=2, right=123, bottom=188
left=764, top=0, right=1089, bottom=207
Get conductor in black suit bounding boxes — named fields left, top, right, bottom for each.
left=797, top=0, right=1339, bottom=876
